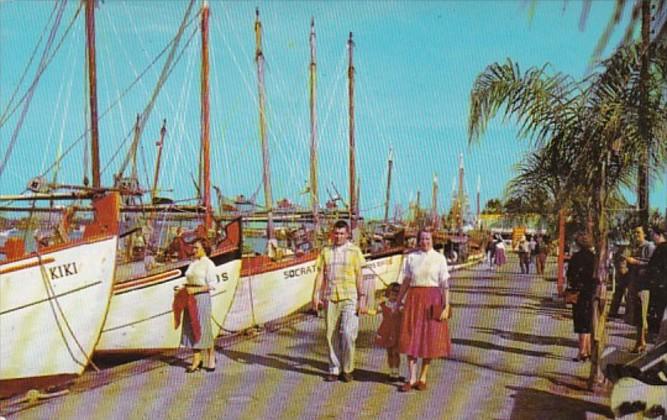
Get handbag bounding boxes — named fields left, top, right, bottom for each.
left=430, top=304, right=452, bottom=320
left=564, top=288, right=580, bottom=305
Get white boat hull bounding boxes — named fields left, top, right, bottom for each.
left=0, top=236, right=117, bottom=391
left=224, top=257, right=318, bottom=332
left=361, top=253, right=404, bottom=310
left=96, top=258, right=241, bottom=352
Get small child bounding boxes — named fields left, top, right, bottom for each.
left=374, top=282, right=403, bottom=381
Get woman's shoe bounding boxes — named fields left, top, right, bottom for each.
left=414, top=381, right=427, bottom=391
left=572, top=354, right=590, bottom=362
left=203, top=366, right=216, bottom=372
left=186, top=361, right=203, bottom=373
left=398, top=382, right=414, bottom=392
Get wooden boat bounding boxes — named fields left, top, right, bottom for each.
left=0, top=0, right=123, bottom=396
left=0, top=193, right=119, bottom=397
left=95, top=2, right=243, bottom=354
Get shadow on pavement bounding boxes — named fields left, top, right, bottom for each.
left=219, top=349, right=325, bottom=378
left=452, top=338, right=567, bottom=360
left=507, top=386, right=613, bottom=419
left=472, top=327, right=579, bottom=349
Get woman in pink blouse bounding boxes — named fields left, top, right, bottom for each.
left=397, top=230, right=451, bottom=392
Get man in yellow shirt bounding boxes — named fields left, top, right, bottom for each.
left=312, top=220, right=366, bottom=382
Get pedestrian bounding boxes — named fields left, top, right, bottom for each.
left=177, top=240, right=217, bottom=372
left=374, top=282, right=403, bottom=382
left=566, top=232, right=596, bottom=362
left=529, top=235, right=537, bottom=269
left=609, top=244, right=631, bottom=318
left=396, top=229, right=451, bottom=392
left=486, top=234, right=496, bottom=268
left=515, top=235, right=530, bottom=274
left=535, top=236, right=548, bottom=275
left=646, top=225, right=667, bottom=340
left=626, top=226, right=655, bottom=353
left=494, top=235, right=507, bottom=268
left=311, top=220, right=366, bottom=382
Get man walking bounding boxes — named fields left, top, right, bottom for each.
left=312, top=220, right=366, bottom=382
left=626, top=226, right=655, bottom=353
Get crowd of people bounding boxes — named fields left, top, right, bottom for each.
left=172, top=219, right=666, bottom=387
left=566, top=224, right=667, bottom=361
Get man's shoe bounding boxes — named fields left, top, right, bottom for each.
left=340, top=372, right=353, bottom=383
left=324, top=374, right=338, bottom=382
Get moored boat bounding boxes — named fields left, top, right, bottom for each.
left=0, top=192, right=120, bottom=397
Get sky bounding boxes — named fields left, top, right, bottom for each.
left=1, top=0, right=665, bottom=219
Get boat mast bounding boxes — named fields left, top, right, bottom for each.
left=309, top=17, right=320, bottom=234
left=457, top=153, right=464, bottom=231
left=431, top=174, right=438, bottom=229
left=200, top=1, right=212, bottom=228
left=255, top=9, right=274, bottom=240
left=347, top=32, right=356, bottom=229
left=151, top=119, right=167, bottom=203
left=383, top=147, right=394, bottom=228
left=476, top=175, right=481, bottom=228
left=85, top=0, right=100, bottom=188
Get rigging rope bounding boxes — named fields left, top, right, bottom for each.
left=36, top=250, right=101, bottom=372
left=0, top=1, right=58, bottom=126
left=0, top=1, right=82, bottom=129
left=0, top=0, right=68, bottom=182
left=39, top=11, right=200, bottom=180
left=116, top=0, right=196, bottom=181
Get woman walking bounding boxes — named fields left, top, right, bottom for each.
left=397, top=230, right=451, bottom=392
left=567, top=233, right=596, bottom=362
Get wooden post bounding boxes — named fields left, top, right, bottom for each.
left=151, top=120, right=167, bottom=203
left=383, top=147, right=394, bottom=227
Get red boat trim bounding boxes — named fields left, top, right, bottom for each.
left=113, top=269, right=182, bottom=293
left=0, top=257, right=56, bottom=275
left=241, top=251, right=318, bottom=277
left=0, top=234, right=115, bottom=265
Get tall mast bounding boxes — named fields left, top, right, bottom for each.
left=457, top=153, right=464, bottom=231
left=85, top=0, right=100, bottom=188
left=347, top=32, right=356, bottom=229
left=151, top=119, right=167, bottom=203
left=383, top=147, right=394, bottom=227
left=309, top=18, right=319, bottom=233
left=256, top=9, right=274, bottom=239
left=415, top=190, right=421, bottom=223
left=200, top=1, right=212, bottom=228
left=431, top=174, right=438, bottom=229
left=476, top=175, right=481, bottom=228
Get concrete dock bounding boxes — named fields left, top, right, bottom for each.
left=2, top=256, right=636, bottom=419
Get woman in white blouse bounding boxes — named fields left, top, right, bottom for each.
left=397, top=230, right=451, bottom=392
left=180, top=240, right=217, bottom=372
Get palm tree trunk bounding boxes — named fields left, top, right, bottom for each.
left=637, top=0, right=651, bottom=227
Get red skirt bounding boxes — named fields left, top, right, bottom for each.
left=398, top=287, right=451, bottom=358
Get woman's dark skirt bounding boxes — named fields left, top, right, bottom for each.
left=398, top=287, right=451, bottom=358
left=572, top=294, right=593, bottom=334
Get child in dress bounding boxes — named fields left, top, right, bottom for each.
left=375, top=282, right=403, bottom=381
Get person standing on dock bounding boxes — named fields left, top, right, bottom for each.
left=312, top=220, right=366, bottom=382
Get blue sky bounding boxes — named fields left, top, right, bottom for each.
left=1, top=0, right=664, bottom=218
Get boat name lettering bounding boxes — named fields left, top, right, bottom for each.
left=48, top=262, right=78, bottom=280
left=216, top=272, right=229, bottom=283
left=283, top=263, right=316, bottom=279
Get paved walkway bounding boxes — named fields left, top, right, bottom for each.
left=3, top=256, right=638, bottom=419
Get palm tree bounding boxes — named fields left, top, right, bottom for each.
left=468, top=42, right=667, bottom=388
